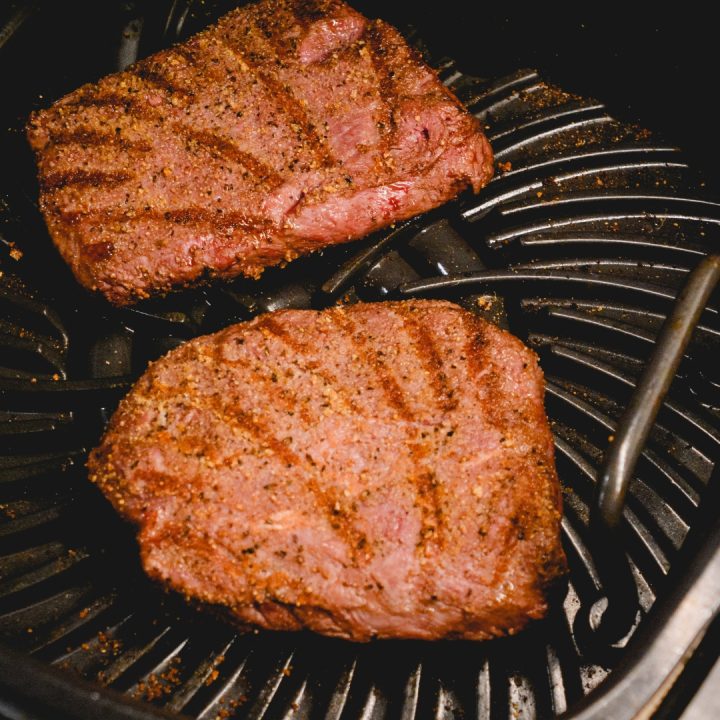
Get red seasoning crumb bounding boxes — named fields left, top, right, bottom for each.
left=205, top=669, right=220, bottom=686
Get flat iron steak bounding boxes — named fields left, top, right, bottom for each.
left=26, top=0, right=493, bottom=305
left=88, top=300, right=566, bottom=641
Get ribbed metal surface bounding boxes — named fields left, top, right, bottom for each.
left=1, top=2, right=720, bottom=719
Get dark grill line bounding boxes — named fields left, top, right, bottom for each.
left=365, top=20, right=398, bottom=159
left=129, top=62, right=195, bottom=99
left=48, top=128, right=152, bottom=152
left=59, top=90, right=279, bottom=191
left=256, top=316, right=362, bottom=415
left=172, top=44, right=201, bottom=70
left=213, top=34, right=335, bottom=170
left=183, top=129, right=283, bottom=188
left=327, top=308, right=449, bottom=554
left=41, top=170, right=133, bottom=192
left=415, top=468, right=446, bottom=551
left=392, top=305, right=458, bottom=412
left=460, top=313, right=489, bottom=381
left=206, top=344, right=314, bottom=425
left=204, top=394, right=369, bottom=560
left=250, top=7, right=297, bottom=63
left=461, top=313, right=510, bottom=436
left=60, top=91, right=136, bottom=110
left=289, top=0, right=336, bottom=26
left=329, top=308, right=414, bottom=421
left=58, top=206, right=272, bottom=234
left=58, top=93, right=170, bottom=132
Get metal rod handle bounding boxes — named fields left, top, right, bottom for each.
left=596, top=254, right=720, bottom=529
left=588, top=254, right=720, bottom=644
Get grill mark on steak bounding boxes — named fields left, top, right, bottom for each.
left=290, top=0, right=336, bottom=25
left=327, top=308, right=450, bottom=553
left=250, top=9, right=297, bottom=62
left=63, top=91, right=168, bottom=126
left=82, top=241, right=115, bottom=263
left=364, top=21, right=398, bottom=159
left=58, top=206, right=273, bottom=234
left=415, top=468, right=446, bottom=553
left=182, top=129, right=284, bottom=188
left=168, top=205, right=268, bottom=234
left=48, top=128, right=152, bottom=153
left=460, top=314, right=504, bottom=430
left=58, top=90, right=279, bottom=189
left=128, top=60, right=195, bottom=100
left=213, top=35, right=335, bottom=170
left=203, top=343, right=314, bottom=426
left=172, top=43, right=198, bottom=65
left=460, top=315, right=485, bottom=373
left=392, top=304, right=458, bottom=413
left=399, top=386, right=447, bottom=553
left=62, top=91, right=135, bottom=110
left=60, top=91, right=178, bottom=132
left=41, top=169, right=134, bottom=192
left=330, top=306, right=452, bottom=554
left=256, top=315, right=362, bottom=415
left=194, top=379, right=369, bottom=559
left=203, top=393, right=292, bottom=463
left=460, top=314, right=522, bottom=586
left=329, top=308, right=413, bottom=421
left=51, top=114, right=280, bottom=197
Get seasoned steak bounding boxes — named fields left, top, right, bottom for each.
left=89, top=300, right=566, bottom=641
left=26, top=0, right=493, bottom=306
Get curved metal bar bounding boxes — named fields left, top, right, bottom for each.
left=590, top=254, right=720, bottom=642
left=562, top=509, right=720, bottom=720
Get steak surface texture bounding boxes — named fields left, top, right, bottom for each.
left=27, top=0, right=493, bottom=305
left=89, top=300, right=566, bottom=641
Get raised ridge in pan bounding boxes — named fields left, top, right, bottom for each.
left=1, top=2, right=720, bottom=719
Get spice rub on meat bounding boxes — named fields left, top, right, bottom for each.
left=26, top=0, right=493, bottom=306
left=88, top=300, right=566, bottom=641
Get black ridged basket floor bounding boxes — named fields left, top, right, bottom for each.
left=2, top=2, right=720, bottom=719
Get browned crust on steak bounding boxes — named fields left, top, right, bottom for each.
left=88, top=300, right=566, bottom=641
left=27, top=0, right=493, bottom=306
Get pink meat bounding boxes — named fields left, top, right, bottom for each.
left=88, top=300, right=566, bottom=641
left=26, top=0, right=493, bottom=305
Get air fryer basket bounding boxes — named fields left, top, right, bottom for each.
left=2, top=2, right=720, bottom=719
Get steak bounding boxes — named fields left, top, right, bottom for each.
left=88, top=300, right=566, bottom=641
left=26, top=0, right=493, bottom=306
